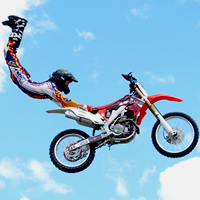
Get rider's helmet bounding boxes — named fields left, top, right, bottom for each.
left=51, top=69, right=78, bottom=94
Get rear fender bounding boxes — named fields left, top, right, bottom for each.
left=137, top=94, right=182, bottom=125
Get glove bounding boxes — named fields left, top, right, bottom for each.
left=83, top=105, right=93, bottom=112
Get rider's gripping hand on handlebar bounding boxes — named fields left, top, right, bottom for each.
left=2, top=15, right=93, bottom=112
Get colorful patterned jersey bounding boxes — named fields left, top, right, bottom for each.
left=4, top=40, right=78, bottom=108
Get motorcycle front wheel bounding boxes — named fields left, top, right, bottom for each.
left=152, top=112, right=199, bottom=158
left=49, top=129, right=95, bottom=173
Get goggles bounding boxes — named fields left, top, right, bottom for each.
left=65, top=80, right=71, bottom=86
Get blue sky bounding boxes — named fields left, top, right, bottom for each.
left=0, top=0, right=200, bottom=200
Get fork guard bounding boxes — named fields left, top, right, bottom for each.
left=137, top=94, right=182, bottom=125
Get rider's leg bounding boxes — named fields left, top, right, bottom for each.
left=3, top=16, right=53, bottom=100
left=3, top=15, right=31, bottom=82
left=3, top=15, right=28, bottom=65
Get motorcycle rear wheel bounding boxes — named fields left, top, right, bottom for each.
left=152, top=112, right=199, bottom=158
left=49, top=129, right=95, bottom=173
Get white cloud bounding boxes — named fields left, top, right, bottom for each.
left=116, top=177, right=129, bottom=197
left=158, top=157, right=200, bottom=200
left=106, top=174, right=130, bottom=197
left=28, top=159, right=72, bottom=194
left=105, top=157, right=139, bottom=198
left=73, top=45, right=83, bottom=52
left=0, top=158, right=25, bottom=180
left=0, top=158, right=71, bottom=195
left=20, top=197, right=30, bottom=200
left=0, top=65, right=7, bottom=92
left=76, top=29, right=95, bottom=41
left=145, top=72, right=175, bottom=84
left=26, top=0, right=46, bottom=8
left=0, top=23, right=10, bottom=92
left=26, top=15, right=57, bottom=36
left=135, top=197, right=147, bottom=200
left=28, top=159, right=50, bottom=182
left=91, top=72, right=99, bottom=80
left=131, top=4, right=151, bottom=20
left=36, top=18, right=56, bottom=31
left=139, top=165, right=156, bottom=185
left=0, top=180, right=5, bottom=189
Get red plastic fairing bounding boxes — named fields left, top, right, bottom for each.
left=137, top=94, right=182, bottom=125
left=97, top=109, right=107, bottom=121
left=93, top=95, right=130, bottom=120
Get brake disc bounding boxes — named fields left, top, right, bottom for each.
left=166, top=127, right=184, bottom=145
left=63, top=141, right=82, bottom=162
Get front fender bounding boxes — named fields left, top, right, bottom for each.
left=137, top=94, right=182, bottom=125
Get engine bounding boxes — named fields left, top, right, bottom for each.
left=112, top=123, right=129, bottom=135
left=110, top=111, right=137, bottom=137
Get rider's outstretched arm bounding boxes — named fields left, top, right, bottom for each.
left=55, top=91, right=93, bottom=111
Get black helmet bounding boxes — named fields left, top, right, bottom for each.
left=52, top=69, right=78, bottom=94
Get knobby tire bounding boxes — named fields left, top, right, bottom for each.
left=49, top=129, right=95, bottom=173
left=152, top=112, right=199, bottom=158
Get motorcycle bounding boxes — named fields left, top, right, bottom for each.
left=47, top=72, right=199, bottom=173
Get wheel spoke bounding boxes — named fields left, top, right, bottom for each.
left=152, top=112, right=199, bottom=158
left=55, top=134, right=90, bottom=167
left=50, top=129, right=95, bottom=173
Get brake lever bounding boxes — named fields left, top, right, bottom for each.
left=122, top=72, right=137, bottom=82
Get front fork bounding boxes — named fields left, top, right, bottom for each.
left=135, top=88, right=175, bottom=135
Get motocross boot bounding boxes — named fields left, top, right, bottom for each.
left=2, top=15, right=28, bottom=44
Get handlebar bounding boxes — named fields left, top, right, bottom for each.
left=121, top=72, right=137, bottom=83
left=122, top=72, right=148, bottom=97
left=122, top=72, right=137, bottom=93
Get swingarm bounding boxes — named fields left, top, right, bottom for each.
left=68, top=132, right=108, bottom=151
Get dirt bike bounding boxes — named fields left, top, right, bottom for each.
left=47, top=72, right=199, bottom=173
